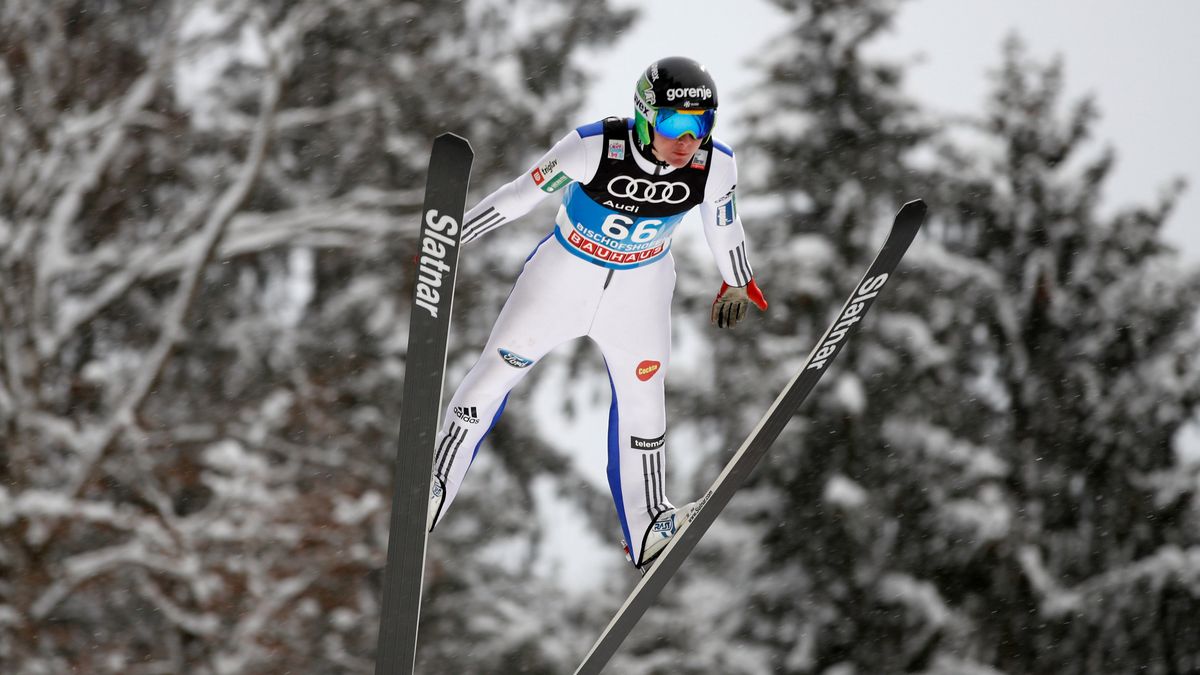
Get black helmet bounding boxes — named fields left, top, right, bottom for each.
left=633, top=56, right=719, bottom=148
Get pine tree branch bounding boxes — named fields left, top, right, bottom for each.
left=1018, top=543, right=1200, bottom=618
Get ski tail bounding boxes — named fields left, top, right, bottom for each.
left=573, top=199, right=926, bottom=675
left=375, top=133, right=474, bottom=675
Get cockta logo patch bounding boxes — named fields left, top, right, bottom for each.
left=636, top=360, right=660, bottom=381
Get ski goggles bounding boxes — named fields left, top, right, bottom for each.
left=654, top=108, right=716, bottom=140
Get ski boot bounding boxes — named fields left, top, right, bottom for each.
left=625, top=502, right=697, bottom=573
left=427, top=477, right=446, bottom=532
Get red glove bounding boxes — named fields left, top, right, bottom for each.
left=711, top=279, right=768, bottom=329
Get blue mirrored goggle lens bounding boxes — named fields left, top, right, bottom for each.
left=654, top=108, right=715, bottom=140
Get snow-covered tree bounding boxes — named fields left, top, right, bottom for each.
left=0, top=1, right=631, bottom=672
left=618, top=2, right=1200, bottom=674
left=896, top=39, right=1200, bottom=675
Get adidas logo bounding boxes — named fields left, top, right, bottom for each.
left=454, top=406, right=480, bottom=424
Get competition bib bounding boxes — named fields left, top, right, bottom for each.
left=554, top=183, right=685, bottom=269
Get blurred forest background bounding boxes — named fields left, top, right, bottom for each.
left=2, top=1, right=1199, bottom=674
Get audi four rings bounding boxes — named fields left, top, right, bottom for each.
left=607, top=176, right=691, bottom=204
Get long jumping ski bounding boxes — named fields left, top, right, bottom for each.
left=375, top=133, right=474, bottom=675
left=574, top=199, right=927, bottom=675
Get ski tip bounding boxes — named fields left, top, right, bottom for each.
left=900, top=198, right=927, bottom=218
left=434, top=132, right=474, bottom=155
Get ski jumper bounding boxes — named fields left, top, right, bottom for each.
left=428, top=117, right=755, bottom=566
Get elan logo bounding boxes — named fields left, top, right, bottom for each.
left=636, top=360, right=660, bottom=381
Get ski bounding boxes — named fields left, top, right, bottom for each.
left=573, top=199, right=927, bottom=675
left=375, top=133, right=474, bottom=675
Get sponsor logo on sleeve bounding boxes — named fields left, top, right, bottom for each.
left=689, top=149, right=709, bottom=170
left=717, top=196, right=737, bottom=227
left=532, top=157, right=570, bottom=193
left=608, top=139, right=626, bottom=160
left=541, top=172, right=571, bottom=193
left=635, top=360, right=661, bottom=381
left=715, top=185, right=736, bottom=206
left=498, top=348, right=535, bottom=369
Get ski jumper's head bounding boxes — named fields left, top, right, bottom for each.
left=633, top=56, right=718, bottom=168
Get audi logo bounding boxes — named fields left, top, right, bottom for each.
left=607, top=176, right=691, bottom=204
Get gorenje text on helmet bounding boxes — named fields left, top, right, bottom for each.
left=666, top=86, right=713, bottom=102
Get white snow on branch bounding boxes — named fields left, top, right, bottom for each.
left=824, top=473, right=868, bottom=510
left=333, top=490, right=385, bottom=526
left=877, top=571, right=953, bottom=628
left=133, top=569, right=221, bottom=637
left=37, top=68, right=162, bottom=281
left=30, top=540, right=206, bottom=620
left=1019, top=543, right=1200, bottom=618
left=940, top=484, right=1011, bottom=543
left=60, top=27, right=287, bottom=504
left=214, top=571, right=318, bottom=675
left=12, top=490, right=174, bottom=548
left=875, top=312, right=952, bottom=369
left=882, top=418, right=1010, bottom=481
left=832, top=373, right=866, bottom=414
left=141, top=190, right=421, bottom=277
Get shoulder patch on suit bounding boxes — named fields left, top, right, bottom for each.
left=576, top=120, right=606, bottom=138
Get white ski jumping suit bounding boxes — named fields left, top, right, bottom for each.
left=428, top=117, right=756, bottom=566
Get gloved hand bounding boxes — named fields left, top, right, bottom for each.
left=711, top=279, right=768, bottom=329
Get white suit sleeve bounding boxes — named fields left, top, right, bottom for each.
left=460, top=129, right=592, bottom=244
left=699, top=144, right=755, bottom=287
